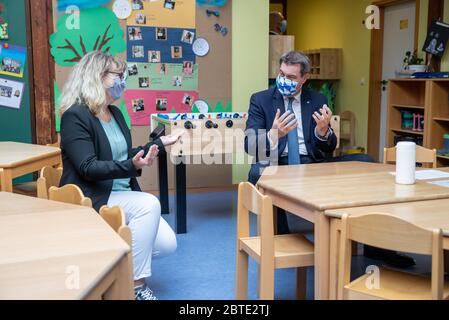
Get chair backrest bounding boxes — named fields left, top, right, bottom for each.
left=330, top=115, right=340, bottom=150
left=338, top=213, right=444, bottom=300
left=48, top=184, right=92, bottom=207
left=237, top=182, right=274, bottom=259
left=99, top=206, right=131, bottom=246
left=339, top=110, right=356, bottom=146
left=99, top=205, right=133, bottom=299
left=37, top=166, right=62, bottom=199
left=383, top=145, right=437, bottom=168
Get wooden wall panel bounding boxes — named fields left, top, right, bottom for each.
left=29, top=0, right=56, bottom=145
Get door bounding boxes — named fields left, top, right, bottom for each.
left=379, top=1, right=416, bottom=159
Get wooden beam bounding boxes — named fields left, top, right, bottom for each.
left=28, top=0, right=56, bottom=145
left=24, top=0, right=36, bottom=144
left=367, top=6, right=386, bottom=161
left=415, top=0, right=420, bottom=51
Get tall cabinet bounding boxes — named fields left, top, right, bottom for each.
left=387, top=79, right=449, bottom=167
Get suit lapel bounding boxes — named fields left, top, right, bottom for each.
left=300, top=89, right=312, bottom=143
left=272, top=88, right=288, bottom=154
left=272, top=88, right=285, bottom=114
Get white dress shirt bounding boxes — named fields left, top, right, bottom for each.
left=268, top=91, right=332, bottom=157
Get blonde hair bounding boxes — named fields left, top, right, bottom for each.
left=58, top=51, right=126, bottom=116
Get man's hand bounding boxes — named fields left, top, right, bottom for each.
left=132, top=144, right=159, bottom=170
left=313, top=104, right=332, bottom=137
left=269, top=109, right=298, bottom=144
left=160, top=129, right=185, bottom=146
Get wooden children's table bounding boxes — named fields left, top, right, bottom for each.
left=257, top=162, right=449, bottom=299
left=0, top=142, right=62, bottom=192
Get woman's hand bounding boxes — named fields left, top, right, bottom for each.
left=132, top=144, right=159, bottom=170
left=160, top=129, right=185, bottom=146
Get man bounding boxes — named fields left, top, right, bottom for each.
left=244, top=51, right=415, bottom=269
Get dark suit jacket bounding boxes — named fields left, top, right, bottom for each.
left=60, top=103, right=165, bottom=212
left=244, top=86, right=337, bottom=164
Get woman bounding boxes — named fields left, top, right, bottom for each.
left=59, top=51, right=182, bottom=300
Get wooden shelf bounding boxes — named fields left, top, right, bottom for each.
left=390, top=128, right=424, bottom=135
left=302, top=48, right=342, bottom=80
left=392, top=104, right=424, bottom=110
left=387, top=79, right=449, bottom=168
left=433, top=117, right=449, bottom=122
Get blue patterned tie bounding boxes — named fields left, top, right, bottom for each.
left=287, top=98, right=301, bottom=165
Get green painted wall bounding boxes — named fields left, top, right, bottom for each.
left=0, top=0, right=33, bottom=183
left=232, top=0, right=270, bottom=183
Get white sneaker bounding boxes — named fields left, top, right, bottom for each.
left=134, top=285, right=158, bottom=300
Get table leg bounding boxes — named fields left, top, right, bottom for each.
left=314, top=211, right=330, bottom=300
left=329, top=218, right=340, bottom=300
left=158, top=152, right=170, bottom=215
left=117, top=253, right=134, bottom=300
left=1, top=169, right=13, bottom=192
left=174, top=159, right=187, bottom=234
left=444, top=250, right=449, bottom=274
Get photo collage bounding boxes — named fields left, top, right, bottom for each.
left=126, top=13, right=199, bottom=124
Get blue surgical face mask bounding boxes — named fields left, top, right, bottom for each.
left=276, top=75, right=299, bottom=97
left=107, top=77, right=126, bottom=101
left=280, top=20, right=287, bottom=34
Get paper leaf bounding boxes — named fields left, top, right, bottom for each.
left=54, top=80, right=61, bottom=132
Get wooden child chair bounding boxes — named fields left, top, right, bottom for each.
left=36, top=166, right=63, bottom=199
left=99, top=205, right=134, bottom=299
left=338, top=213, right=449, bottom=300
left=383, top=145, right=437, bottom=168
left=235, top=182, right=314, bottom=300
left=48, top=184, right=92, bottom=207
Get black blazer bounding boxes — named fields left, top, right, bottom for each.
left=59, top=103, right=165, bottom=212
left=244, top=87, right=337, bottom=163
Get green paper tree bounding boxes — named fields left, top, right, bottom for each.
left=214, top=101, right=224, bottom=113
left=170, top=107, right=177, bottom=113
left=224, top=100, right=232, bottom=112
left=49, top=7, right=126, bottom=66
left=204, top=99, right=213, bottom=112
left=191, top=104, right=200, bottom=113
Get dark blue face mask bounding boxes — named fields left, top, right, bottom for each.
left=108, top=77, right=126, bottom=101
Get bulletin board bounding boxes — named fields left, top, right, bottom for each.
left=0, top=0, right=34, bottom=184
left=51, top=0, right=233, bottom=191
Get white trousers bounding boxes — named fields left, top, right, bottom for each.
left=107, top=191, right=177, bottom=280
